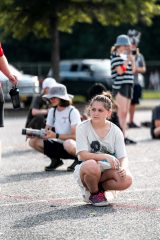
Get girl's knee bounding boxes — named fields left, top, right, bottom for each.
left=29, top=138, right=35, bottom=148
left=29, top=137, right=42, bottom=150
left=81, top=160, right=101, bottom=176
left=63, top=139, right=76, bottom=154
left=119, top=175, right=133, bottom=190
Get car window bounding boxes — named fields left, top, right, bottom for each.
left=70, top=64, right=78, bottom=72
left=81, top=64, right=90, bottom=71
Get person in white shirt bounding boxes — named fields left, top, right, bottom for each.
left=74, top=92, right=132, bottom=206
left=29, top=84, right=81, bottom=171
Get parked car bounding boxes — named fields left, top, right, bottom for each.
left=48, top=59, right=112, bottom=97
left=49, top=58, right=145, bottom=98
left=0, top=64, right=40, bottom=107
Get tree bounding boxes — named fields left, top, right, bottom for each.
left=0, top=0, right=160, bottom=81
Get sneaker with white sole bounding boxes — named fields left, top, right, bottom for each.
left=82, top=188, right=90, bottom=203
left=104, top=190, right=118, bottom=202
left=89, top=191, right=109, bottom=206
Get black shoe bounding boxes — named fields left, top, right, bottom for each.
left=141, top=121, right=151, bottom=128
left=45, top=159, right=64, bottom=171
left=128, top=122, right=140, bottom=128
left=67, top=159, right=79, bottom=172
left=125, top=137, right=137, bottom=145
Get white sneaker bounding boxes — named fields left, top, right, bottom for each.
left=105, top=190, right=118, bottom=202
left=82, top=188, right=90, bottom=203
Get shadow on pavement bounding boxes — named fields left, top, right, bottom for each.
left=2, top=148, right=33, bottom=158
left=13, top=204, right=116, bottom=229
left=1, top=170, right=72, bottom=184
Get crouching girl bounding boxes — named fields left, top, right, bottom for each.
left=74, top=93, right=132, bottom=206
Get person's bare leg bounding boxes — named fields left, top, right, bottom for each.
left=63, top=139, right=76, bottom=156
left=80, top=160, right=101, bottom=193
left=154, top=127, right=160, bottom=138
left=129, top=104, right=136, bottom=124
left=29, top=137, right=44, bottom=153
left=115, top=93, right=130, bottom=136
left=100, top=169, right=132, bottom=191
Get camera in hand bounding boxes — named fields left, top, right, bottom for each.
left=22, top=128, right=46, bottom=138
left=132, top=49, right=137, bottom=55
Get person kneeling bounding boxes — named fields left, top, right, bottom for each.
left=29, top=84, right=81, bottom=171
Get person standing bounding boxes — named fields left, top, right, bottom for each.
left=74, top=93, right=132, bottom=206
left=0, top=42, right=18, bottom=127
left=111, top=35, right=136, bottom=144
left=128, top=30, right=146, bottom=128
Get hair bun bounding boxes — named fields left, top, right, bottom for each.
left=102, top=91, right=113, bottom=101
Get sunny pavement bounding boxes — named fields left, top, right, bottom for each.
left=0, top=105, right=160, bottom=240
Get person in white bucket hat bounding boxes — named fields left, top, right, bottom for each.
left=25, top=77, right=57, bottom=129
left=29, top=84, right=81, bottom=172
left=43, top=83, right=73, bottom=101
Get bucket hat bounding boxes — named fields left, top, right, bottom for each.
left=43, top=84, right=73, bottom=101
left=115, top=34, right=131, bottom=46
left=42, top=77, right=57, bottom=89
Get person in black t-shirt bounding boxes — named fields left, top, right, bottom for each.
left=25, top=77, right=57, bottom=129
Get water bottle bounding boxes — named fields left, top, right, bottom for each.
left=9, top=86, right=21, bottom=109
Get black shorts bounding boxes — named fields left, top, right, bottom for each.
left=131, top=84, right=142, bottom=105
left=112, top=84, right=133, bottom=99
left=44, top=140, right=75, bottom=160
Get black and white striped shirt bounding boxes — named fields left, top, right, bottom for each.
left=111, top=52, right=134, bottom=89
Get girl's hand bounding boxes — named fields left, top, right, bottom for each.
left=107, top=156, right=120, bottom=170
left=44, top=130, right=56, bottom=140
left=118, top=167, right=126, bottom=177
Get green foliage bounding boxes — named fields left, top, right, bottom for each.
left=0, top=0, right=160, bottom=40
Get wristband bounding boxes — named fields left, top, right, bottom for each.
left=56, top=133, right=59, bottom=139
left=120, top=65, right=127, bottom=72
left=0, top=44, right=4, bottom=57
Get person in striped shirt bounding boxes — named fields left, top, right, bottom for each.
left=111, top=35, right=136, bottom=144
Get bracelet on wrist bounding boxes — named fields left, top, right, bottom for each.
left=56, top=133, right=59, bottom=139
left=120, top=65, right=127, bottom=72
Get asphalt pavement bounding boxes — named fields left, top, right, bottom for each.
left=0, top=105, right=160, bottom=240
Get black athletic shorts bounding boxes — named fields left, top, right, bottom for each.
left=131, top=84, right=142, bottom=105
left=44, top=140, right=75, bottom=159
left=112, top=84, right=133, bottom=99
